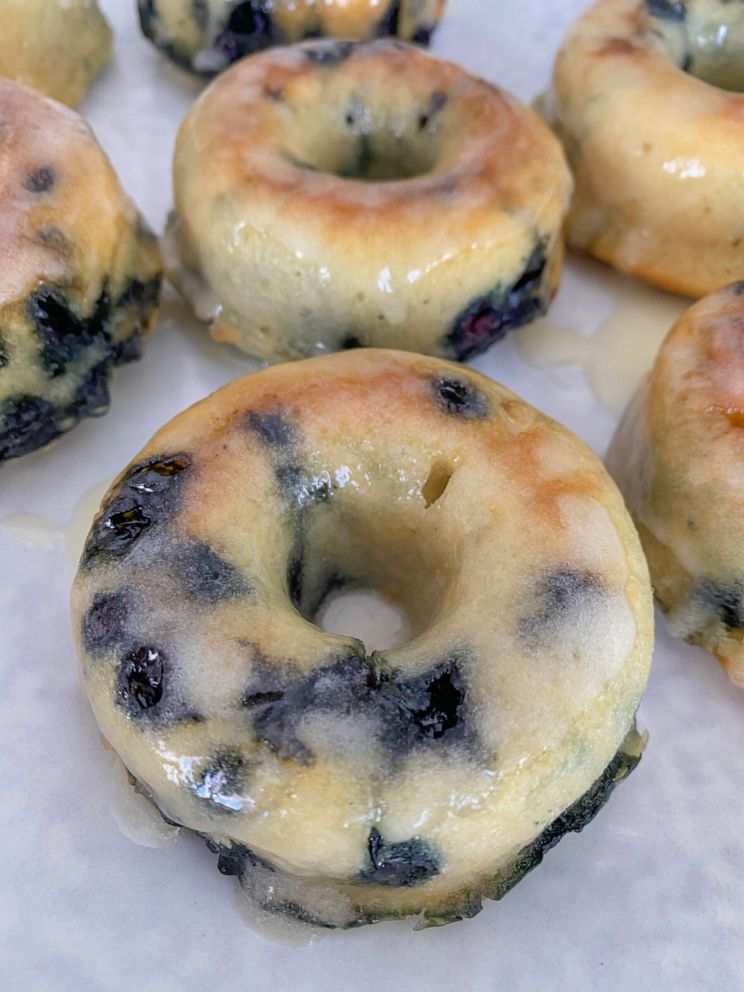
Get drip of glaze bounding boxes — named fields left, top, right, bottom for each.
left=0, top=475, right=114, bottom=574
left=517, top=272, right=688, bottom=415
left=105, top=754, right=180, bottom=849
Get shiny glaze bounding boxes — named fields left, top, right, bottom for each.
left=607, top=283, right=744, bottom=687
left=169, top=40, right=572, bottom=362
left=72, top=349, right=652, bottom=927
left=0, top=0, right=111, bottom=106
left=551, top=0, right=744, bottom=296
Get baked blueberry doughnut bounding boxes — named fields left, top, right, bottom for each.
left=138, top=0, right=446, bottom=77
left=607, top=284, right=744, bottom=687
left=72, top=349, right=653, bottom=929
left=167, top=39, right=572, bottom=363
left=551, top=0, right=744, bottom=296
left=0, top=80, right=162, bottom=465
left=0, top=0, right=112, bottom=106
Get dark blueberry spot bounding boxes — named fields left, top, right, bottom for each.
left=447, top=243, right=549, bottom=361
left=699, top=580, right=744, bottom=629
left=247, top=409, right=296, bottom=448
left=521, top=568, right=602, bottom=640
left=375, top=0, right=400, bottom=36
left=276, top=464, right=333, bottom=506
left=432, top=377, right=489, bottom=419
left=176, top=542, right=248, bottom=602
left=0, top=334, right=8, bottom=368
left=382, top=658, right=470, bottom=751
left=246, top=654, right=376, bottom=764
left=287, top=552, right=304, bottom=610
left=193, top=750, right=246, bottom=813
left=304, top=41, right=354, bottom=65
left=361, top=827, right=441, bottom=887
left=411, top=27, right=433, bottom=46
left=645, top=0, right=686, bottom=21
left=216, top=843, right=251, bottom=876
left=82, top=455, right=190, bottom=564
left=37, top=226, right=71, bottom=255
left=341, top=334, right=362, bottom=350
left=70, top=361, right=111, bottom=419
left=419, top=91, right=447, bottom=130
left=0, top=394, right=61, bottom=463
left=682, top=52, right=694, bottom=72
left=118, top=646, right=165, bottom=713
left=29, top=286, right=110, bottom=378
left=730, top=281, right=744, bottom=297
left=115, top=275, right=161, bottom=333
left=25, top=167, right=55, bottom=194
left=213, top=1, right=275, bottom=65
left=82, top=590, right=131, bottom=653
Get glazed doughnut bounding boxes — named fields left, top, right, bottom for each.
left=0, top=0, right=112, bottom=106
left=0, top=80, right=161, bottom=465
left=72, top=349, right=652, bottom=929
left=607, top=283, right=744, bottom=687
left=167, top=39, right=572, bottom=363
left=138, top=0, right=446, bottom=77
left=551, top=0, right=744, bottom=296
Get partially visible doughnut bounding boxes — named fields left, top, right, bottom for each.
left=0, top=80, right=161, bottom=465
left=607, top=283, right=744, bottom=687
left=0, top=0, right=112, bottom=106
left=138, top=0, right=446, bottom=77
left=551, top=0, right=744, bottom=296
left=72, top=349, right=653, bottom=929
left=168, top=39, right=572, bottom=362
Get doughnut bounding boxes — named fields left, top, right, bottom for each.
left=551, top=0, right=744, bottom=296
left=72, top=349, right=653, bottom=930
left=138, top=0, right=446, bottom=77
left=0, top=80, right=162, bottom=465
left=607, top=283, right=744, bottom=688
left=0, top=0, right=112, bottom=106
left=167, top=39, right=572, bottom=363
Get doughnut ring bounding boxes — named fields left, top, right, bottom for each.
left=73, top=349, right=652, bottom=929
left=167, top=39, right=572, bottom=362
left=0, top=80, right=161, bottom=465
left=607, top=282, right=744, bottom=687
left=551, top=0, right=744, bottom=296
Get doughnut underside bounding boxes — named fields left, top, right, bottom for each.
left=139, top=0, right=446, bottom=76
left=73, top=350, right=653, bottom=928
left=0, top=0, right=112, bottom=106
left=551, top=0, right=744, bottom=296
left=606, top=283, right=744, bottom=687
left=0, top=80, right=162, bottom=464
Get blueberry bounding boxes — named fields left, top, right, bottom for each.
left=82, top=455, right=191, bottom=564
left=70, top=361, right=112, bottom=419
left=699, top=580, right=744, bottom=629
left=411, top=27, right=433, bottom=46
left=193, top=750, right=246, bottom=813
left=25, top=167, right=55, bottom=193
left=432, top=377, right=489, bottom=419
left=383, top=658, right=471, bottom=751
left=176, top=542, right=248, bottom=602
left=0, top=394, right=61, bottom=462
left=375, top=1, right=400, bottom=36
left=82, top=590, right=131, bottom=653
left=447, top=243, right=549, bottom=361
left=247, top=410, right=297, bottom=449
left=304, top=42, right=354, bottom=65
left=645, top=0, right=686, bottom=20
left=117, top=646, right=165, bottom=713
left=340, top=334, right=363, bottom=350
left=29, top=286, right=110, bottom=377
left=213, top=1, right=274, bottom=65
left=360, top=828, right=441, bottom=887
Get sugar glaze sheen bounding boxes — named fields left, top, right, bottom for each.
left=72, top=349, right=653, bottom=930
left=138, top=0, right=447, bottom=76
left=168, top=39, right=572, bottom=363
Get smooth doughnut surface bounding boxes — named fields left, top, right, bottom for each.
left=0, top=0, right=112, bottom=106
left=607, top=283, right=744, bottom=688
left=138, top=0, right=446, bottom=76
left=168, top=39, right=572, bottom=363
left=0, top=80, right=162, bottom=465
left=72, top=349, right=653, bottom=929
left=551, top=0, right=744, bottom=296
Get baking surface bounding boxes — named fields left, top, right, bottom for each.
left=1, top=2, right=742, bottom=990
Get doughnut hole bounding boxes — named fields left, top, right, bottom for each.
left=649, top=0, right=744, bottom=91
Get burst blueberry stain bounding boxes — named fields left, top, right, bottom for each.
left=247, top=409, right=296, bottom=448
left=118, top=646, right=165, bottom=713
left=521, top=568, right=602, bottom=640
left=276, top=464, right=333, bottom=506
left=176, top=542, right=248, bottom=602
left=0, top=394, right=60, bottom=462
left=193, top=751, right=246, bottom=812
left=82, top=590, right=131, bottom=653
left=360, top=828, right=441, bottom=887
left=447, top=243, right=549, bottom=361
left=382, top=658, right=470, bottom=751
left=30, top=286, right=110, bottom=377
left=699, top=580, right=744, bottom=629
left=83, top=454, right=190, bottom=564
left=432, top=377, right=489, bottom=419
left=25, top=167, right=55, bottom=193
